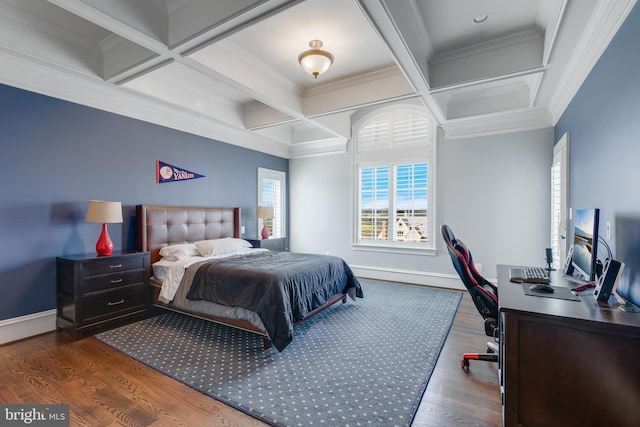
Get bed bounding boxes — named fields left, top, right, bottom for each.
left=135, top=204, right=362, bottom=351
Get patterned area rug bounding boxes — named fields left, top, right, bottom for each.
left=95, top=279, right=461, bottom=427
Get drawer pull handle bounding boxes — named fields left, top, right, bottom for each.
left=107, top=299, right=125, bottom=306
left=109, top=264, right=123, bottom=269
left=110, top=279, right=123, bottom=284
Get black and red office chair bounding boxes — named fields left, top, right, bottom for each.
left=441, top=224, right=499, bottom=369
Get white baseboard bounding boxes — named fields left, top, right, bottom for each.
left=350, top=265, right=465, bottom=290
left=0, top=309, right=57, bottom=345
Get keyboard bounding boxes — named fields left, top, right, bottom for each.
left=509, top=267, right=550, bottom=284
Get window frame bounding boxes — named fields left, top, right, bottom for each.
left=352, top=106, right=437, bottom=254
left=257, top=167, right=286, bottom=239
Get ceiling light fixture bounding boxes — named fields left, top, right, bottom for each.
left=473, top=14, right=489, bottom=24
left=298, top=40, right=334, bottom=79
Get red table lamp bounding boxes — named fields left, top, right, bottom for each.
left=86, top=200, right=123, bottom=256
left=257, top=206, right=274, bottom=239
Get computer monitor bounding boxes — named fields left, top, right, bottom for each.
left=614, top=214, right=640, bottom=310
left=572, top=208, right=600, bottom=282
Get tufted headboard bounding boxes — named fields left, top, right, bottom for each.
left=136, top=204, right=241, bottom=265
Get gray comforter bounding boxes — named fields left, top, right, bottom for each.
left=186, top=251, right=363, bottom=351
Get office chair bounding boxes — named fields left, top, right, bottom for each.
left=441, top=224, right=499, bottom=369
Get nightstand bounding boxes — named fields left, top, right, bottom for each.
left=56, top=251, right=151, bottom=339
left=246, top=237, right=287, bottom=251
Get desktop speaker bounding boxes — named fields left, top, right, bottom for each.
left=593, top=259, right=625, bottom=302
left=563, top=245, right=574, bottom=275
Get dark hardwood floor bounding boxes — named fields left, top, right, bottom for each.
left=0, top=293, right=501, bottom=426
left=414, top=296, right=502, bottom=427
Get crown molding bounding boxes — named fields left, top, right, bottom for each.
left=441, top=108, right=553, bottom=140
left=431, top=29, right=542, bottom=66
left=289, top=137, right=348, bottom=158
left=303, top=66, right=401, bottom=97
left=549, top=0, right=637, bottom=124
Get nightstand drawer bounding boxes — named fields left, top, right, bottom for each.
left=82, top=270, right=147, bottom=295
left=79, top=284, right=148, bottom=325
left=81, top=256, right=145, bottom=277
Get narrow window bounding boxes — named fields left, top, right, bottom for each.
left=258, top=168, right=286, bottom=238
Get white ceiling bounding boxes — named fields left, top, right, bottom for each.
left=0, top=0, right=636, bottom=158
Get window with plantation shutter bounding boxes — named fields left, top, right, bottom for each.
left=551, top=162, right=562, bottom=268
left=550, top=133, right=569, bottom=269
left=258, top=168, right=286, bottom=238
left=354, top=106, right=436, bottom=251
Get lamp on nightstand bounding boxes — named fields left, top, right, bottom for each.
left=86, top=200, right=123, bottom=256
left=257, top=206, right=274, bottom=240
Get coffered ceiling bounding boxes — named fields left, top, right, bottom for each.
left=0, top=0, right=635, bottom=158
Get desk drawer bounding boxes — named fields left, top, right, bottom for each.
left=79, top=284, right=148, bottom=325
left=82, top=270, right=146, bottom=295
left=81, top=256, right=145, bottom=277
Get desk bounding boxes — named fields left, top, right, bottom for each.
left=497, top=265, right=640, bottom=427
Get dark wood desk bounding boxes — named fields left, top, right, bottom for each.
left=497, top=265, right=640, bottom=427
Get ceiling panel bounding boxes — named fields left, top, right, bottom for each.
left=223, top=0, right=396, bottom=89
left=417, top=0, right=542, bottom=54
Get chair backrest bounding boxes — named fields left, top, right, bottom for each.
left=441, top=225, right=498, bottom=323
left=441, top=224, right=457, bottom=249
left=454, top=239, right=490, bottom=289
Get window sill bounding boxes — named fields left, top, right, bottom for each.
left=351, top=243, right=436, bottom=256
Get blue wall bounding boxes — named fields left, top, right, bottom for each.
left=0, top=84, right=288, bottom=321
left=555, top=2, right=640, bottom=304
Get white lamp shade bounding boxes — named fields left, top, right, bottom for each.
left=299, top=52, right=333, bottom=76
left=86, top=200, right=123, bottom=223
left=257, top=206, right=274, bottom=219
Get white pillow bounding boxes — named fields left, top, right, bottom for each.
left=159, top=243, right=199, bottom=261
left=195, top=238, right=252, bottom=256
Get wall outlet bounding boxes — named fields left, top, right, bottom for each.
left=606, top=221, right=611, bottom=240
left=241, top=226, right=245, bottom=234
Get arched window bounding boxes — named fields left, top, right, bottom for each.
left=353, top=106, right=436, bottom=251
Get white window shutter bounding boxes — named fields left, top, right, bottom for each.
left=392, top=111, right=430, bottom=147
left=357, top=117, right=390, bottom=151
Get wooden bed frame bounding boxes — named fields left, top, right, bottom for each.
left=135, top=204, right=347, bottom=350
